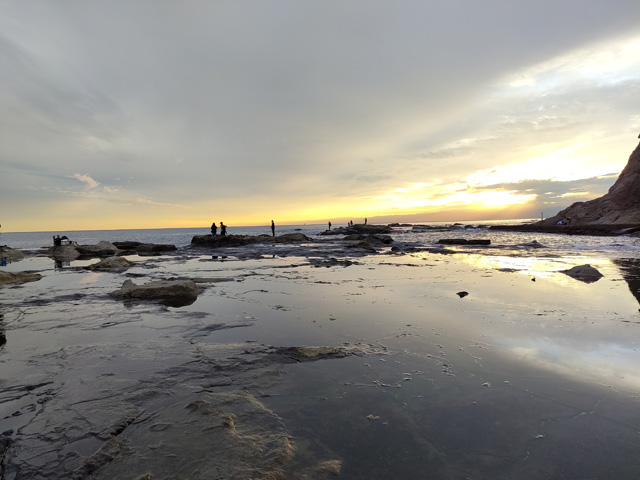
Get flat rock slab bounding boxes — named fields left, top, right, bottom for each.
left=0, top=271, right=42, bottom=286
left=111, top=241, right=177, bottom=254
left=47, top=241, right=121, bottom=260
left=87, top=256, right=134, bottom=271
left=0, top=246, right=26, bottom=262
left=110, top=279, right=199, bottom=306
left=76, top=241, right=120, bottom=256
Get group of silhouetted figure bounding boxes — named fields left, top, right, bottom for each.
left=52, top=235, right=71, bottom=246
left=210, top=221, right=227, bottom=237
left=211, top=220, right=277, bottom=238
left=210, top=218, right=369, bottom=239
left=345, top=218, right=366, bottom=228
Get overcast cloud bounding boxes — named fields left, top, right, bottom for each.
left=1, top=1, right=639, bottom=231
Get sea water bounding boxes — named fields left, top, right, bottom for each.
left=2, top=220, right=639, bottom=260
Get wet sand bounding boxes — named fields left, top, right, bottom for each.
left=1, top=247, right=640, bottom=479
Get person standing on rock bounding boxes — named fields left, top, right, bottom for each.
left=328, top=221, right=332, bottom=230
left=220, top=222, right=227, bottom=236
left=271, top=220, right=275, bottom=237
left=211, top=222, right=217, bottom=238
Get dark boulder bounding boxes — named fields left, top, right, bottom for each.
left=560, top=264, right=604, bottom=283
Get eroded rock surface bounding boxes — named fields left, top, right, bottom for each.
left=87, top=256, right=134, bottom=271
left=110, top=278, right=199, bottom=306
left=0, top=246, right=26, bottom=262
left=0, top=271, right=42, bottom=286
left=1, top=341, right=376, bottom=479
left=321, top=224, right=392, bottom=236
left=192, top=233, right=312, bottom=247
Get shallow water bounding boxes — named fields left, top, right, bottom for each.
left=1, top=241, right=640, bottom=478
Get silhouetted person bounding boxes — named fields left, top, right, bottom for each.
left=364, top=218, right=367, bottom=225
left=271, top=220, right=275, bottom=237
left=211, top=222, right=217, bottom=237
left=328, top=221, right=332, bottom=230
left=220, top=222, right=227, bottom=236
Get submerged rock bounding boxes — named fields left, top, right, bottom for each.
left=110, top=278, right=199, bottom=306
left=0, top=271, right=42, bottom=286
left=310, top=258, right=357, bottom=268
left=521, top=240, right=545, bottom=248
left=438, top=239, right=491, bottom=245
left=349, top=241, right=376, bottom=252
left=560, top=264, right=604, bottom=283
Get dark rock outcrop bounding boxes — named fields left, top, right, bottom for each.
left=560, top=264, right=603, bottom=283
left=191, top=233, right=311, bottom=247
left=111, top=241, right=177, bottom=254
left=540, top=139, right=640, bottom=226
left=491, top=138, right=640, bottom=236
left=110, top=279, right=199, bottom=306
left=48, top=241, right=121, bottom=260
left=321, top=224, right=392, bottom=236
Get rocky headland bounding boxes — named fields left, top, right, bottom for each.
left=491, top=137, right=640, bottom=236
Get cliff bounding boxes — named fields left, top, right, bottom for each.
left=538, top=137, right=640, bottom=226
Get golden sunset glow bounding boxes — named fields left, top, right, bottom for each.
left=1, top=3, right=638, bottom=232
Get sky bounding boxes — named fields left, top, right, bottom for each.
left=1, top=1, right=640, bottom=232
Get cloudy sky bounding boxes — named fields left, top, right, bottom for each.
left=2, top=1, right=639, bottom=232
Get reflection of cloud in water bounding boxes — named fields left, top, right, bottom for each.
left=79, top=272, right=102, bottom=285
left=506, top=332, right=640, bottom=393
left=459, top=254, right=611, bottom=284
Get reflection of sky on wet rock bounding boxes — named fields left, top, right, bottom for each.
left=3, top=248, right=640, bottom=478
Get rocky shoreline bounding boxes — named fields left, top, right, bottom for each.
left=489, top=223, right=640, bottom=236
left=2, top=232, right=640, bottom=479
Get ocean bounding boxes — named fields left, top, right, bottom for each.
left=2, top=220, right=640, bottom=259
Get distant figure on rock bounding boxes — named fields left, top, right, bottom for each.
left=220, top=222, right=227, bottom=236
left=364, top=218, right=367, bottom=225
left=271, top=220, right=275, bottom=237
left=328, top=221, right=332, bottom=230
left=53, top=235, right=70, bottom=246
left=211, top=222, right=217, bottom=237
